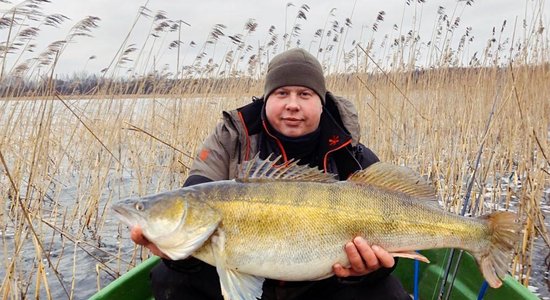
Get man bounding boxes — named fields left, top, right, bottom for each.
left=131, top=48, right=411, bottom=299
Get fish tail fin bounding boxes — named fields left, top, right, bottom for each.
left=475, top=211, right=520, bottom=288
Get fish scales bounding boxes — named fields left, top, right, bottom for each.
left=190, top=180, right=490, bottom=273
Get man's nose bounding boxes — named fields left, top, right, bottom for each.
left=285, top=93, right=300, bottom=110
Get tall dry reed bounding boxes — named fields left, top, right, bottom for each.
left=0, top=1, right=548, bottom=299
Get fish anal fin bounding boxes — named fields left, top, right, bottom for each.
left=391, top=251, right=431, bottom=263
left=348, top=162, right=437, bottom=201
left=211, top=229, right=264, bottom=300
left=237, top=154, right=337, bottom=183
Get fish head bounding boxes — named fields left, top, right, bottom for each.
left=112, top=189, right=222, bottom=260
left=112, top=191, right=187, bottom=239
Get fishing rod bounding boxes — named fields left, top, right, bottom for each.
left=438, top=79, right=502, bottom=300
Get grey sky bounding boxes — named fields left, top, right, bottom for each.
left=1, top=0, right=548, bottom=76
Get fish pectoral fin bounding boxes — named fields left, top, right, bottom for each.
left=391, top=251, right=431, bottom=263
left=211, top=229, right=265, bottom=300
left=217, top=268, right=265, bottom=300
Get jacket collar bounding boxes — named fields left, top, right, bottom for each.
left=236, top=96, right=264, bottom=135
left=317, top=107, right=353, bottom=163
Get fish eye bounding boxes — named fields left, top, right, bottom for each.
left=135, top=202, right=144, bottom=211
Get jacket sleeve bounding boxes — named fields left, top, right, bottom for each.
left=188, top=118, right=239, bottom=181
left=183, top=174, right=213, bottom=187
left=354, top=143, right=380, bottom=169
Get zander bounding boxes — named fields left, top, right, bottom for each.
left=113, top=156, right=520, bottom=300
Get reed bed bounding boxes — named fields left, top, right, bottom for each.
left=0, top=0, right=549, bottom=299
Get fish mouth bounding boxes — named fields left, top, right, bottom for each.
left=111, top=203, right=126, bottom=217
left=112, top=204, right=141, bottom=228
left=112, top=204, right=124, bottom=215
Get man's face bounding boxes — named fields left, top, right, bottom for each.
left=265, top=86, right=322, bottom=138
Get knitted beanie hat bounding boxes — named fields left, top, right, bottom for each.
left=264, top=48, right=326, bottom=103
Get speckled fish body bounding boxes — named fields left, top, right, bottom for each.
left=113, top=157, right=519, bottom=300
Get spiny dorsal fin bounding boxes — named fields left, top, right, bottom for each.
left=348, top=162, right=436, bottom=200
left=236, top=154, right=337, bottom=183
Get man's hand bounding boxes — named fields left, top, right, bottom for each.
left=333, top=237, right=394, bottom=277
left=130, top=225, right=169, bottom=259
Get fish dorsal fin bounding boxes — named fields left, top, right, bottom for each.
left=236, top=154, right=337, bottom=183
left=348, top=162, right=437, bottom=200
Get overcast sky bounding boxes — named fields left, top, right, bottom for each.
left=1, top=0, right=548, bottom=76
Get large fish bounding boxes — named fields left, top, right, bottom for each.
left=113, top=156, right=520, bottom=300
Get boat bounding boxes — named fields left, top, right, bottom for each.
left=90, top=249, right=539, bottom=300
